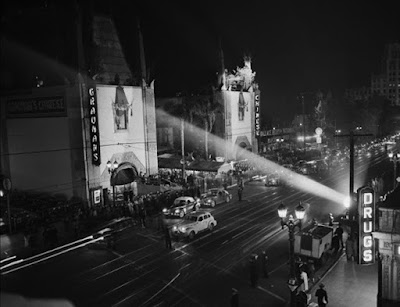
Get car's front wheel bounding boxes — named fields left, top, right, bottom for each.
left=208, top=223, right=214, bottom=231
left=210, top=201, right=216, bottom=208
left=179, top=211, right=185, bottom=218
left=188, top=231, right=195, bottom=240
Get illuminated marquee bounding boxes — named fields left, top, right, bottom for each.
left=88, top=87, right=101, bottom=165
left=358, top=186, right=375, bottom=265
left=254, top=90, right=260, bottom=137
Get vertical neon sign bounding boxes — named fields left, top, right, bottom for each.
left=358, top=186, right=375, bottom=265
left=254, top=90, right=260, bottom=137
left=88, top=87, right=101, bottom=165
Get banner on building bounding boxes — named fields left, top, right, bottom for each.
left=88, top=86, right=101, bottom=165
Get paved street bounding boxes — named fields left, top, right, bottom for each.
left=1, top=143, right=396, bottom=306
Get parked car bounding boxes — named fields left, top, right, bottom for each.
left=162, top=196, right=200, bottom=218
left=171, top=211, right=217, bottom=240
left=199, top=188, right=232, bottom=207
left=294, top=160, right=317, bottom=175
left=264, top=173, right=281, bottom=186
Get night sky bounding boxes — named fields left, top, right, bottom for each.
left=110, top=0, right=400, bottom=123
left=2, top=0, right=400, bottom=124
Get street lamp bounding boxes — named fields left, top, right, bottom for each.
left=388, top=151, right=400, bottom=190
left=277, top=202, right=306, bottom=307
left=107, top=160, right=119, bottom=206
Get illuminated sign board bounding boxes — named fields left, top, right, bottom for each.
left=254, top=90, right=260, bottom=137
left=358, top=186, right=375, bottom=265
left=6, top=96, right=66, bottom=118
left=88, top=87, right=101, bottom=165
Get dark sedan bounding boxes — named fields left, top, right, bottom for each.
left=199, top=188, right=232, bottom=207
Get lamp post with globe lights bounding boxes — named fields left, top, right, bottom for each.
left=107, top=160, right=119, bottom=206
left=388, top=151, right=400, bottom=190
left=277, top=203, right=306, bottom=307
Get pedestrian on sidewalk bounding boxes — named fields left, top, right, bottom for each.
left=335, top=223, right=344, bottom=248
left=249, top=254, right=258, bottom=288
left=230, top=288, right=239, bottom=307
left=261, top=251, right=269, bottom=278
left=315, top=283, right=328, bottom=307
left=296, top=290, right=308, bottom=307
left=346, top=234, right=354, bottom=261
left=238, top=187, right=243, bottom=201
left=307, top=260, right=315, bottom=283
left=331, top=234, right=340, bottom=255
left=164, top=226, right=172, bottom=250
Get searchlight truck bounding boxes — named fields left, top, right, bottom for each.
left=294, top=224, right=334, bottom=265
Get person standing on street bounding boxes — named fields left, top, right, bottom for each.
left=165, top=226, right=172, bottom=250
left=249, top=254, right=258, bottom=288
left=238, top=186, right=243, bottom=201
left=315, top=283, right=328, bottom=307
left=261, top=251, right=269, bottom=278
left=139, top=205, right=147, bottom=228
left=328, top=213, right=334, bottom=226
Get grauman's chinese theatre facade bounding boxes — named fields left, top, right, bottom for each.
left=213, top=57, right=260, bottom=160
left=0, top=80, right=158, bottom=207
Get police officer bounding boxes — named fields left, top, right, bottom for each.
left=249, top=254, right=258, bottom=287
left=165, top=226, right=172, bottom=250
left=238, top=186, right=243, bottom=201
left=261, top=251, right=269, bottom=278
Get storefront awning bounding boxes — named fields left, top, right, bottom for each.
left=111, top=164, right=138, bottom=186
left=158, top=158, right=225, bottom=173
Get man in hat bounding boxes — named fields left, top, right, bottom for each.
left=315, top=283, right=328, bottom=307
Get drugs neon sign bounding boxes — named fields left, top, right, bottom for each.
left=358, top=186, right=375, bottom=265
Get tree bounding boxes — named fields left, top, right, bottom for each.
left=189, top=90, right=223, bottom=160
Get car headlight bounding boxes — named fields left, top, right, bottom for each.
left=179, top=226, right=186, bottom=232
left=173, top=226, right=177, bottom=231
left=162, top=208, right=167, bottom=213
left=175, top=209, right=180, bottom=214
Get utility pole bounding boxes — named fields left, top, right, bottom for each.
left=300, top=94, right=306, bottom=154
left=335, top=129, right=372, bottom=218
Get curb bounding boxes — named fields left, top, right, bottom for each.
left=308, top=251, right=345, bottom=293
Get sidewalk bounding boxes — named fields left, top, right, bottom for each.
left=307, top=253, right=378, bottom=307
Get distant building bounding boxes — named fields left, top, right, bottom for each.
left=371, top=43, right=400, bottom=106
left=344, top=86, right=372, bottom=102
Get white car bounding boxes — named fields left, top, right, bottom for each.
left=162, top=196, right=200, bottom=218
left=171, top=211, right=217, bottom=240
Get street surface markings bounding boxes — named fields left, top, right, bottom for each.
left=137, top=232, right=159, bottom=242
left=257, top=285, right=286, bottom=302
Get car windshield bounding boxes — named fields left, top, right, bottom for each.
left=209, top=190, right=218, bottom=196
left=185, top=216, right=197, bottom=222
